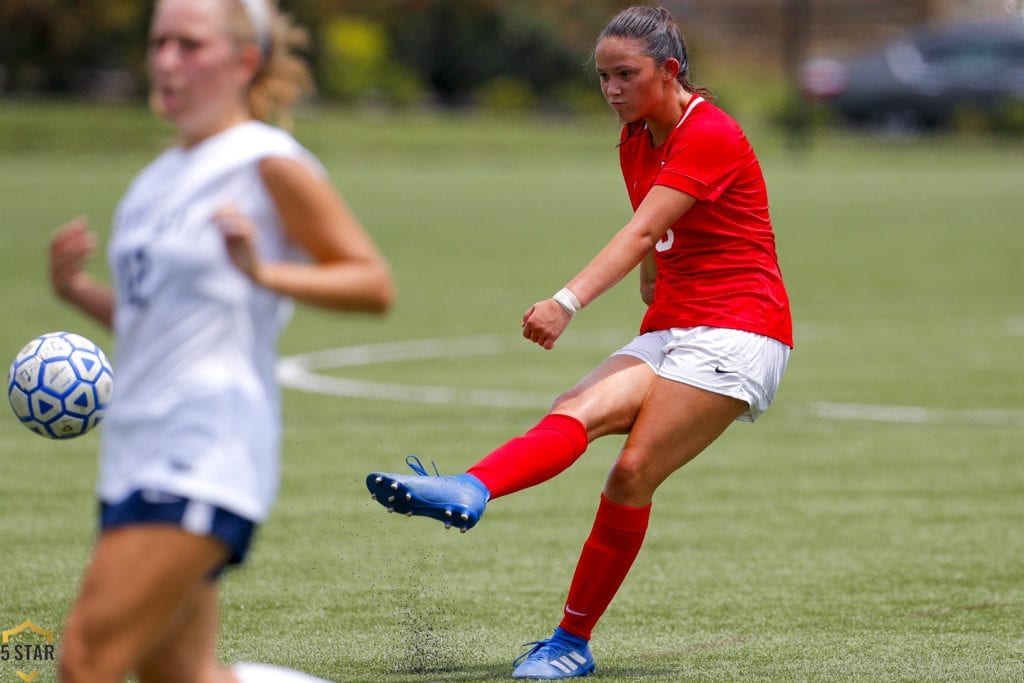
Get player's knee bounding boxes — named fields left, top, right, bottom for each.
left=549, top=396, right=634, bottom=438
left=606, top=462, right=638, bottom=493
left=58, top=630, right=107, bottom=683
left=606, top=456, right=650, bottom=498
left=59, top=611, right=135, bottom=683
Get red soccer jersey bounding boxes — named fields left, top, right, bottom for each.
left=620, top=98, right=793, bottom=347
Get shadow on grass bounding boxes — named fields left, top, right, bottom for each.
left=376, top=663, right=690, bottom=681
left=372, top=662, right=513, bottom=681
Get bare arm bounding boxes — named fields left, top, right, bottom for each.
left=639, top=249, right=657, bottom=306
left=522, top=185, right=695, bottom=349
left=216, top=157, right=395, bottom=313
left=49, top=216, right=115, bottom=328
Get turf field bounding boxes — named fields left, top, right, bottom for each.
left=0, top=101, right=1022, bottom=681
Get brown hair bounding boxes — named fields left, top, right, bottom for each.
left=597, top=6, right=711, bottom=99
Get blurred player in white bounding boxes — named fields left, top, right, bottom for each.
left=48, top=0, right=393, bottom=680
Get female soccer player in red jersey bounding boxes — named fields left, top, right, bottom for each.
left=367, top=5, right=792, bottom=679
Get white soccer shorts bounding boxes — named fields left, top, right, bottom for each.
left=611, top=326, right=790, bottom=422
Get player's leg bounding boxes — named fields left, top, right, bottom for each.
left=515, top=328, right=789, bottom=678
left=365, top=354, right=655, bottom=530
left=468, top=354, right=655, bottom=496
left=560, top=380, right=746, bottom=632
left=135, top=580, right=232, bottom=683
left=512, top=380, right=745, bottom=679
left=128, top=554, right=333, bottom=683
left=59, top=525, right=229, bottom=683
left=604, top=378, right=748, bottom=507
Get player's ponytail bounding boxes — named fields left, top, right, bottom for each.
left=231, top=0, right=314, bottom=128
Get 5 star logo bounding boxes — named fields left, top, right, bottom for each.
left=1, top=621, right=56, bottom=682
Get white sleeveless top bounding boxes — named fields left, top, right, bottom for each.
left=100, top=121, right=321, bottom=521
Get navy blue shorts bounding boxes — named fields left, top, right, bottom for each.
left=100, top=490, right=257, bottom=572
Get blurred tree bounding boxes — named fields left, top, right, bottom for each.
left=309, top=0, right=630, bottom=107
left=0, top=0, right=148, bottom=97
left=384, top=0, right=511, bottom=106
left=317, top=14, right=423, bottom=106
left=0, top=0, right=630, bottom=107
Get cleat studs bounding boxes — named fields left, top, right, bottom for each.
left=444, top=523, right=452, bottom=529
left=460, top=527, right=468, bottom=534
left=374, top=476, right=383, bottom=484
left=444, top=510, right=453, bottom=518
left=406, top=493, right=412, bottom=501
left=406, top=512, right=413, bottom=517
left=370, top=494, right=377, bottom=500
left=387, top=508, right=395, bottom=513
left=387, top=495, right=395, bottom=503
left=460, top=513, right=469, bottom=521
left=390, top=482, right=399, bottom=490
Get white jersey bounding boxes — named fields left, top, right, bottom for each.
left=100, top=121, right=321, bottom=522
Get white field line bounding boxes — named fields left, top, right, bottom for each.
left=276, top=334, right=552, bottom=409
left=277, top=333, right=1024, bottom=425
left=808, top=402, right=1024, bottom=427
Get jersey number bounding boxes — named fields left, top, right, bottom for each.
left=117, top=247, right=151, bottom=307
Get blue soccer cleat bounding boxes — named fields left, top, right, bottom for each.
left=512, top=628, right=595, bottom=680
left=366, top=456, right=490, bottom=532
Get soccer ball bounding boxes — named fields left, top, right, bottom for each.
left=7, top=331, right=114, bottom=439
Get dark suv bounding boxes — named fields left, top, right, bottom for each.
left=801, top=19, right=1024, bottom=131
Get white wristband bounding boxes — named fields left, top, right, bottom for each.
left=552, top=287, right=582, bottom=318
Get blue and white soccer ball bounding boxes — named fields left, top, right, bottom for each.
left=7, top=331, right=114, bottom=439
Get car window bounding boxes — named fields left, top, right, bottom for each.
left=923, top=40, right=1023, bottom=82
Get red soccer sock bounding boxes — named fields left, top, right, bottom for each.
left=466, top=413, right=588, bottom=499
left=558, top=494, right=651, bottom=641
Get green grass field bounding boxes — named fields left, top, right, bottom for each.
left=1, top=101, right=1022, bottom=681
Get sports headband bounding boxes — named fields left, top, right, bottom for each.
left=238, top=0, right=272, bottom=58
